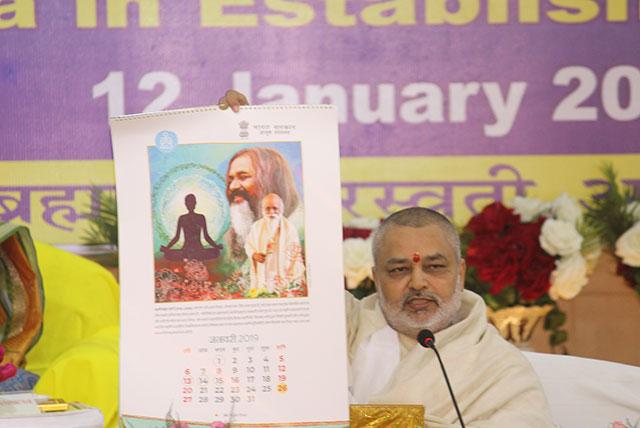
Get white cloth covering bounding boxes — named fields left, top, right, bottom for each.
left=244, top=215, right=304, bottom=292
left=346, top=290, right=554, bottom=428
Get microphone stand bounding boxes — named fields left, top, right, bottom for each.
left=429, top=344, right=466, bottom=428
left=418, top=329, right=466, bottom=428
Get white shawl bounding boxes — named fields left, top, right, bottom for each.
left=346, top=290, right=553, bottom=428
left=244, top=216, right=304, bottom=292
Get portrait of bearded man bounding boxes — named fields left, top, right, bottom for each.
left=224, top=147, right=303, bottom=266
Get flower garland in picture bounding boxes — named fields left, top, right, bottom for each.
left=462, top=193, right=599, bottom=347
left=585, top=164, right=640, bottom=295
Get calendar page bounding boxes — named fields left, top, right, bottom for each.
left=110, top=105, right=349, bottom=427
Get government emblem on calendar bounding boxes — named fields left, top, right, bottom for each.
left=238, top=120, right=249, bottom=138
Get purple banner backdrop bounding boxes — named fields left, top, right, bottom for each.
left=1, top=1, right=639, bottom=161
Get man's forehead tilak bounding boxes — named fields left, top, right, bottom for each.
left=383, top=252, right=449, bottom=266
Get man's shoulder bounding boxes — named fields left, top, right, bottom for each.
left=475, top=321, right=538, bottom=375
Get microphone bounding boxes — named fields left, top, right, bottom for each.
left=417, top=329, right=466, bottom=428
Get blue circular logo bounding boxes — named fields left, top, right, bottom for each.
left=155, top=130, right=178, bottom=153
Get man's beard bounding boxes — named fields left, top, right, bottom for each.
left=378, top=277, right=463, bottom=339
left=228, top=189, right=259, bottom=217
left=229, top=200, right=255, bottom=243
left=265, top=215, right=281, bottom=235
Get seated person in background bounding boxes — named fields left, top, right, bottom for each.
left=219, top=90, right=553, bottom=427
left=161, top=193, right=222, bottom=261
left=244, top=193, right=305, bottom=293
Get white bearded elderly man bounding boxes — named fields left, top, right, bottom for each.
left=219, top=91, right=553, bottom=427
left=244, top=193, right=305, bottom=292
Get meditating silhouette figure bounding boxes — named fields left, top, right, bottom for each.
left=160, top=193, right=223, bottom=261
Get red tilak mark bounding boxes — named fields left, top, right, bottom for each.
left=412, top=253, right=421, bottom=263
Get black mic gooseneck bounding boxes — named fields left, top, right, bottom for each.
left=417, top=329, right=466, bottom=428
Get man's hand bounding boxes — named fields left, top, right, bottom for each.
left=252, top=252, right=266, bottom=263
left=218, top=89, right=249, bottom=113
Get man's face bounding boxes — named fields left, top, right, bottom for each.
left=262, top=195, right=282, bottom=220
left=226, top=154, right=257, bottom=206
left=373, top=224, right=465, bottom=338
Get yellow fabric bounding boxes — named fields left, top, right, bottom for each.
left=24, top=242, right=119, bottom=428
left=25, top=242, right=119, bottom=373
left=34, top=325, right=119, bottom=428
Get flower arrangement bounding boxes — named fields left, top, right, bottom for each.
left=342, top=217, right=379, bottom=299
left=585, top=164, right=640, bottom=295
left=155, top=259, right=306, bottom=302
left=462, top=193, right=599, bottom=347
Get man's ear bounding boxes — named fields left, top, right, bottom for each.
left=371, top=266, right=379, bottom=292
left=458, top=259, right=467, bottom=289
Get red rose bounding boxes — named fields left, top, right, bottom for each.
left=516, top=251, right=555, bottom=301
left=465, top=203, right=557, bottom=301
left=467, top=235, right=520, bottom=294
left=467, top=202, right=520, bottom=236
left=343, top=227, right=373, bottom=240
left=616, top=261, right=637, bottom=290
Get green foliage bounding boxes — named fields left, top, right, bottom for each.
left=82, top=188, right=118, bottom=247
left=585, top=163, right=640, bottom=293
left=225, top=281, right=242, bottom=295
left=584, top=163, right=637, bottom=249
left=542, top=305, right=568, bottom=348
left=549, top=329, right=568, bottom=347
left=347, top=278, right=376, bottom=300
left=543, top=307, right=566, bottom=330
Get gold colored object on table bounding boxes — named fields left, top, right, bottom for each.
left=487, top=305, right=553, bottom=345
left=350, top=404, right=424, bottom=427
left=37, top=398, right=69, bottom=412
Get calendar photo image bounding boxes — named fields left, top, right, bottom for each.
left=111, top=106, right=349, bottom=427
left=149, top=142, right=308, bottom=303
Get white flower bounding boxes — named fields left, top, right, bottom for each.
left=615, top=222, right=640, bottom=267
left=511, top=196, right=550, bottom=222
left=549, top=253, right=589, bottom=300
left=626, top=202, right=640, bottom=222
left=345, top=217, right=380, bottom=230
left=540, top=219, right=584, bottom=257
left=550, top=192, right=582, bottom=225
left=343, top=238, right=374, bottom=289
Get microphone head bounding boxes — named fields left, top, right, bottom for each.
left=417, top=329, right=435, bottom=348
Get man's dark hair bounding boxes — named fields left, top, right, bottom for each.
left=227, top=147, right=300, bottom=216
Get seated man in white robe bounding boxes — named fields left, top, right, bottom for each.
left=244, top=193, right=305, bottom=293
left=347, top=207, right=553, bottom=427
